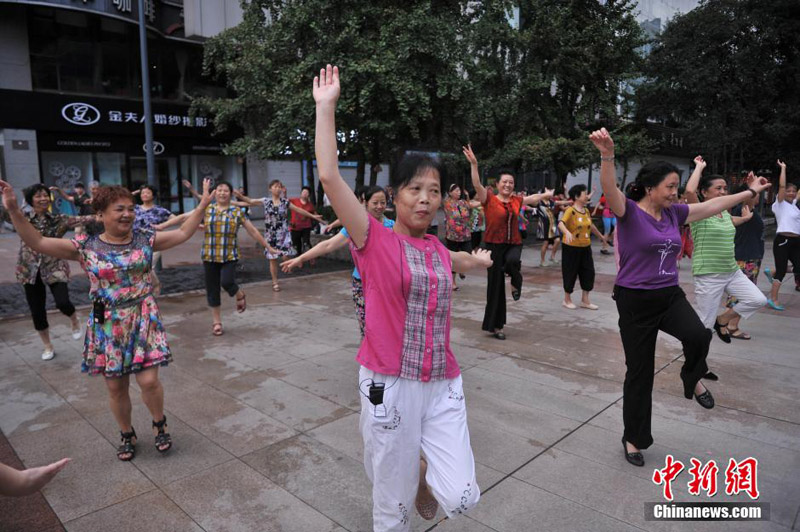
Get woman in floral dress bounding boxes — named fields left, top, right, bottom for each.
left=443, top=184, right=480, bottom=290
left=1, top=177, right=215, bottom=462
left=16, top=184, right=96, bottom=360
left=133, top=185, right=174, bottom=294
left=238, top=179, right=322, bottom=291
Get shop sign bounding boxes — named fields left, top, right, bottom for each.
left=61, top=103, right=101, bottom=126
left=143, top=141, right=166, bottom=155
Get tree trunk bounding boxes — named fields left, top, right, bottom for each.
left=356, top=158, right=366, bottom=191
left=369, top=163, right=380, bottom=187
left=305, top=159, right=317, bottom=206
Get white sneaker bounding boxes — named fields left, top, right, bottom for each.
left=71, top=325, right=83, bottom=340
left=41, top=349, right=55, bottom=361
left=540, top=260, right=550, bottom=267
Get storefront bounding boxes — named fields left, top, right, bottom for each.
left=0, top=88, right=245, bottom=213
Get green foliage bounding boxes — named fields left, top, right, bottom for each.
left=637, top=0, right=800, bottom=175
left=197, top=0, right=647, bottom=187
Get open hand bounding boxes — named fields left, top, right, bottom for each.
left=182, top=179, right=194, bottom=190
left=23, top=458, right=71, bottom=493
left=199, top=178, right=215, bottom=207
left=740, top=204, right=752, bottom=220
left=471, top=248, right=493, bottom=269
left=462, top=144, right=478, bottom=166
left=281, top=257, right=303, bottom=273
left=588, top=128, right=615, bottom=156
left=313, top=64, right=340, bottom=106
left=542, top=187, right=555, bottom=199
left=563, top=231, right=574, bottom=245
left=0, top=179, right=20, bottom=212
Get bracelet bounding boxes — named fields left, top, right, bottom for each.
left=600, top=155, right=615, bottom=162
left=746, top=188, right=757, bottom=198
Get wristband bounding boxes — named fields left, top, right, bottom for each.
left=747, top=188, right=757, bottom=198
left=600, top=155, right=615, bottom=162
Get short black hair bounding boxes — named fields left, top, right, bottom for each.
left=214, top=180, right=233, bottom=193
left=24, top=184, right=50, bottom=206
left=568, top=184, right=587, bottom=201
left=363, top=186, right=386, bottom=203
left=390, top=153, right=444, bottom=191
left=497, top=168, right=515, bottom=180
left=74, top=182, right=85, bottom=189
left=139, top=184, right=158, bottom=199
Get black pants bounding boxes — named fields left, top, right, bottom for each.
left=203, top=261, right=240, bottom=307
left=772, top=234, right=800, bottom=282
left=561, top=244, right=595, bottom=293
left=23, top=273, right=75, bottom=331
left=614, top=285, right=711, bottom=450
left=482, top=243, right=522, bottom=332
left=471, top=230, right=483, bottom=250
left=291, top=228, right=312, bottom=255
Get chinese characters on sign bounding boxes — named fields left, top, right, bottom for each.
left=653, top=456, right=760, bottom=502
left=106, top=110, right=207, bottom=128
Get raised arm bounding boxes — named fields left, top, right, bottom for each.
left=314, top=65, right=368, bottom=247
left=153, top=178, right=215, bottom=252
left=282, top=232, right=348, bottom=272
left=182, top=179, right=201, bottom=202
left=154, top=212, right=190, bottom=230
left=686, top=176, right=770, bottom=224
left=49, top=186, right=75, bottom=203
left=683, top=155, right=706, bottom=204
left=776, top=159, right=787, bottom=202
left=463, top=145, right=486, bottom=204
left=0, top=180, right=78, bottom=260
left=288, top=202, right=324, bottom=222
left=232, top=190, right=264, bottom=207
left=522, top=188, right=554, bottom=206
left=588, top=128, right=625, bottom=217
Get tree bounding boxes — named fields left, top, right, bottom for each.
left=196, top=0, right=474, bottom=196
left=637, top=0, right=800, bottom=175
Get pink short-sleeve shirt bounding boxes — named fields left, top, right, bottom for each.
left=350, top=215, right=460, bottom=382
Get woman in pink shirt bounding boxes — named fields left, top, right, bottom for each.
left=314, top=65, right=491, bottom=530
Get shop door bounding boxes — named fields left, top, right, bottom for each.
left=129, top=156, right=181, bottom=212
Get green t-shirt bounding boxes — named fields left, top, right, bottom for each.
left=690, top=210, right=738, bottom=275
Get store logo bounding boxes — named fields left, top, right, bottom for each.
left=61, top=103, right=101, bottom=126
left=143, top=141, right=165, bottom=155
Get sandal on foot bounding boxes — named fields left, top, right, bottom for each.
left=272, top=283, right=281, bottom=292
left=152, top=416, right=172, bottom=453
left=728, top=327, right=751, bottom=340
left=713, top=318, right=732, bottom=343
left=212, top=322, right=223, bottom=336
left=117, top=428, right=137, bottom=461
left=236, top=291, right=247, bottom=313
left=416, top=458, right=439, bottom=520
left=767, top=299, right=784, bottom=311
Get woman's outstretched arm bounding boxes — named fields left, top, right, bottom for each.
left=314, top=65, right=368, bottom=247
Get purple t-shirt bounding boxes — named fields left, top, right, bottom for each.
left=616, top=198, right=689, bottom=289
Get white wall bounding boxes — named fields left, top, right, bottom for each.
left=565, top=155, right=693, bottom=194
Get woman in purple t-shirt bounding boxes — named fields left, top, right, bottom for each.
left=589, top=128, right=771, bottom=468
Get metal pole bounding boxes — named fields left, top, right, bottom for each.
left=137, top=0, right=157, bottom=190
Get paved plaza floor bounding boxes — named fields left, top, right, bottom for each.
left=1, top=236, right=799, bottom=531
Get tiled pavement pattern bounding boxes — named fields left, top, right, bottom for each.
left=1, top=241, right=799, bottom=532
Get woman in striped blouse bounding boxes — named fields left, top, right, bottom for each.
left=684, top=156, right=767, bottom=345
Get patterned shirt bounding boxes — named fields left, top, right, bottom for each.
left=482, top=190, right=523, bottom=244
left=134, top=204, right=172, bottom=232
left=469, top=205, right=485, bottom=232
left=561, top=206, right=593, bottom=247
left=16, top=211, right=94, bottom=284
left=350, top=215, right=459, bottom=382
left=443, top=198, right=472, bottom=242
left=201, top=204, right=247, bottom=262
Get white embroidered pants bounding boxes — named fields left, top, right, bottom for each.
left=359, top=366, right=480, bottom=531
left=694, top=269, right=767, bottom=328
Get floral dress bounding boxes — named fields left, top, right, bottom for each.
left=263, top=197, right=293, bottom=259
left=72, top=229, right=171, bottom=377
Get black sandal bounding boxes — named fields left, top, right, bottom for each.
left=117, top=428, right=137, bottom=461
left=152, top=416, right=172, bottom=453
left=713, top=318, right=731, bottom=344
